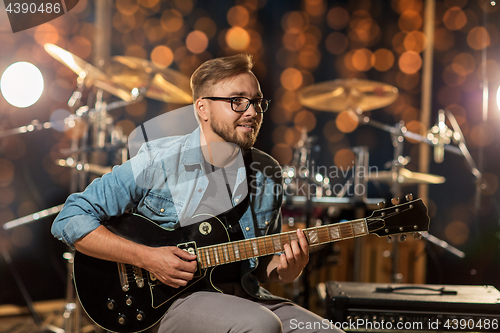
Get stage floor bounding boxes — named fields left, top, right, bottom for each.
left=0, top=299, right=102, bottom=333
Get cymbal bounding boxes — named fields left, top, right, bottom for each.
left=108, top=56, right=193, bottom=104
left=298, top=78, right=399, bottom=112
left=44, top=43, right=134, bottom=102
left=369, top=168, right=445, bottom=185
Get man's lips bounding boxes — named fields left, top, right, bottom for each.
left=237, top=123, right=257, bottom=131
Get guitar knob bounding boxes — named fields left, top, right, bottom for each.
left=386, top=236, right=393, bottom=243
left=405, top=193, right=413, bottom=201
left=118, top=314, right=127, bottom=325
left=399, top=234, right=407, bottom=242
left=378, top=201, right=386, bottom=209
left=126, top=295, right=134, bottom=306
left=107, top=299, right=116, bottom=310
left=413, top=232, right=422, bottom=240
left=136, top=310, right=145, bottom=321
left=391, top=197, right=400, bottom=205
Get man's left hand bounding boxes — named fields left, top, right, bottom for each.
left=276, top=229, right=309, bottom=283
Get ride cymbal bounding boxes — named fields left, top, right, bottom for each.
left=44, top=43, right=134, bottom=102
left=298, top=78, right=399, bottom=112
left=109, top=56, right=193, bottom=104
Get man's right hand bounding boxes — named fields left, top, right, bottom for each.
left=74, top=226, right=198, bottom=289
left=143, top=246, right=198, bottom=288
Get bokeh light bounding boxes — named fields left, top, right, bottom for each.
left=151, top=45, right=174, bottom=68
left=1, top=62, right=44, bottom=108
left=398, top=51, right=422, bottom=74
left=186, top=31, right=209, bottom=54
left=336, top=110, right=359, bottom=133
left=226, top=27, right=250, bottom=50
left=443, top=7, right=467, bottom=30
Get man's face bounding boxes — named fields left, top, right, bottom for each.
left=202, top=72, right=263, bottom=150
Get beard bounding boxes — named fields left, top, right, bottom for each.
left=210, top=116, right=262, bottom=150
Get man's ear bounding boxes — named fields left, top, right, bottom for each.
left=195, top=98, right=209, bottom=122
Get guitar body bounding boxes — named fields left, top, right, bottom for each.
left=73, top=214, right=230, bottom=333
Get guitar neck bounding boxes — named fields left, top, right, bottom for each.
left=197, top=219, right=367, bottom=269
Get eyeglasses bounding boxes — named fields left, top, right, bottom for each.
left=202, top=96, right=271, bottom=113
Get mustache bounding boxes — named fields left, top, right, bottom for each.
left=237, top=121, right=260, bottom=127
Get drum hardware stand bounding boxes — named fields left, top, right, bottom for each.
left=354, top=111, right=468, bottom=281
left=388, top=122, right=406, bottom=283
left=333, top=145, right=375, bottom=282
left=288, top=128, right=320, bottom=309
left=352, top=146, right=369, bottom=282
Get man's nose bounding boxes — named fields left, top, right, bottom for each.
left=244, top=102, right=258, bottom=117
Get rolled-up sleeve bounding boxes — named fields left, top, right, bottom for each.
left=51, top=148, right=150, bottom=249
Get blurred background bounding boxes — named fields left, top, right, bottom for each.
left=0, top=0, right=499, bottom=321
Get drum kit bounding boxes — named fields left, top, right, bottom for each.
left=1, top=44, right=194, bottom=333
left=281, top=78, right=448, bottom=226
left=0, top=44, right=467, bottom=330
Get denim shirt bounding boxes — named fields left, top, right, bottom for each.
left=51, top=127, right=284, bottom=299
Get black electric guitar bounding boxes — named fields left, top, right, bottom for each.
left=73, top=196, right=429, bottom=333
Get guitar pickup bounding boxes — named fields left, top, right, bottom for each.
left=178, top=241, right=202, bottom=278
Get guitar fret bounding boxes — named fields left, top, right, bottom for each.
left=251, top=240, right=258, bottom=256
left=260, top=237, right=268, bottom=256
left=280, top=233, right=288, bottom=248
left=318, top=226, right=330, bottom=243
left=198, top=250, right=205, bottom=268
left=214, top=246, right=220, bottom=265
left=339, top=222, right=354, bottom=239
left=244, top=240, right=253, bottom=258
left=205, top=248, right=211, bottom=266
left=219, top=245, right=225, bottom=264
left=329, top=224, right=340, bottom=240
left=352, top=220, right=367, bottom=236
left=273, top=235, right=282, bottom=252
left=308, top=228, right=319, bottom=245
left=239, top=240, right=249, bottom=259
left=233, top=243, right=240, bottom=260
left=223, top=245, right=229, bottom=263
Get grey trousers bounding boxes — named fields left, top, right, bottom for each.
left=156, top=284, right=345, bottom=333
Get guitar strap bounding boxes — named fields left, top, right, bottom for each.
left=218, top=149, right=254, bottom=232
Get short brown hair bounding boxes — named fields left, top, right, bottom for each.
left=190, top=54, right=254, bottom=101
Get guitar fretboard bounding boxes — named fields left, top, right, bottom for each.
left=197, top=219, right=367, bottom=269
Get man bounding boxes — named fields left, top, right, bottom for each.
left=52, top=54, right=343, bottom=333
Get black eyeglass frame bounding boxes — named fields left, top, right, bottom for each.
left=202, top=96, right=271, bottom=113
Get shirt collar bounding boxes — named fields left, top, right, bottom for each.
left=180, top=127, right=204, bottom=166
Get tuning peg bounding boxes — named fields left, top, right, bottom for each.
left=378, top=201, right=386, bottom=209
left=399, top=234, right=407, bottom=242
left=413, top=232, right=422, bottom=240
left=386, top=236, right=393, bottom=243
left=405, top=193, right=413, bottom=201
left=391, top=197, right=400, bottom=205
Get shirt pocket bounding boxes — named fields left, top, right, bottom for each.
left=253, top=209, right=276, bottom=236
left=143, top=191, right=181, bottom=219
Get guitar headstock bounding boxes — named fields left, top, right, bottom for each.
left=367, top=194, right=430, bottom=241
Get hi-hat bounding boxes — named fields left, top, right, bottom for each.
left=298, top=78, right=399, bottom=112
left=44, top=43, right=134, bottom=102
left=108, top=56, right=193, bottom=104
left=369, top=168, right=445, bottom=185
